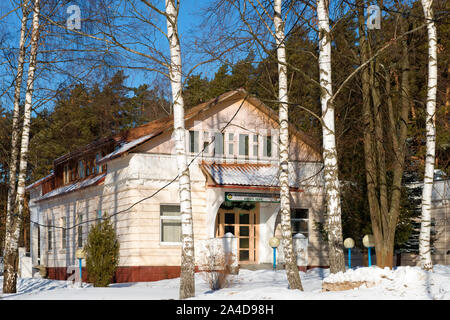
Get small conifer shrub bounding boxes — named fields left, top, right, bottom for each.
left=85, top=214, right=120, bottom=287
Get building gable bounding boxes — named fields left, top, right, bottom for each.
left=126, top=89, right=321, bottom=162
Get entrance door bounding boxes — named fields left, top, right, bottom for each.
left=216, top=206, right=259, bottom=264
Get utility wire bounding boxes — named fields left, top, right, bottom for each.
left=26, top=93, right=249, bottom=231
left=23, top=4, right=325, bottom=232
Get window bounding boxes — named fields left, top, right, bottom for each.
left=189, top=130, right=199, bottom=153
left=47, top=219, right=53, bottom=251
left=61, top=217, right=67, bottom=249
left=86, top=159, right=95, bottom=176
left=214, top=132, right=224, bottom=156
left=63, top=164, right=70, bottom=184
left=96, top=210, right=102, bottom=222
left=160, top=205, right=181, bottom=244
left=71, top=166, right=76, bottom=181
left=228, top=133, right=234, bottom=156
left=77, top=214, right=83, bottom=248
left=263, top=135, right=272, bottom=157
left=291, top=208, right=309, bottom=238
left=37, top=226, right=41, bottom=259
left=202, top=132, right=210, bottom=154
left=95, top=153, right=102, bottom=174
left=78, top=160, right=85, bottom=179
left=253, top=134, right=259, bottom=158
left=239, top=134, right=249, bottom=157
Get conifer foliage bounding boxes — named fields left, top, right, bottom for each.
left=84, top=215, right=120, bottom=287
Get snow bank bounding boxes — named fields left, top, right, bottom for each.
left=323, top=266, right=391, bottom=284
left=1, top=265, right=449, bottom=300
left=323, top=266, right=429, bottom=286
left=322, top=265, right=450, bottom=299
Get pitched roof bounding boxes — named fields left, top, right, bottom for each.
left=25, top=172, right=54, bottom=191
left=27, top=89, right=321, bottom=190
left=34, top=173, right=106, bottom=202
left=97, top=89, right=321, bottom=164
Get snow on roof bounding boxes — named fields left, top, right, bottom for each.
left=35, top=173, right=106, bottom=202
left=406, top=179, right=449, bottom=201
left=97, top=133, right=156, bottom=164
left=201, top=162, right=323, bottom=188
left=432, top=179, right=449, bottom=201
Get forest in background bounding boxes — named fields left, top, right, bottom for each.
left=0, top=0, right=448, bottom=260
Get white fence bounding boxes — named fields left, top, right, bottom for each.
left=18, top=247, right=33, bottom=278
left=0, top=248, right=33, bottom=278
left=276, top=234, right=309, bottom=267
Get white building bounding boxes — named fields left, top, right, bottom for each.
left=27, top=89, right=329, bottom=282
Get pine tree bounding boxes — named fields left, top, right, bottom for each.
left=85, top=215, right=120, bottom=287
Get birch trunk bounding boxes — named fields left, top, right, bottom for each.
left=5, top=0, right=29, bottom=224
left=419, top=0, right=437, bottom=271
left=317, top=0, right=345, bottom=273
left=274, top=0, right=303, bottom=290
left=165, top=0, right=195, bottom=299
left=3, top=0, right=40, bottom=294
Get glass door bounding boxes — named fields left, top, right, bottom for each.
left=216, top=206, right=259, bottom=264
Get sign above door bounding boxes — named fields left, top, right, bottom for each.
left=225, top=192, right=280, bottom=203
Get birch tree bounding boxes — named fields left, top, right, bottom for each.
left=316, top=0, right=345, bottom=273
left=3, top=0, right=40, bottom=294
left=165, top=0, right=195, bottom=299
left=419, top=0, right=438, bottom=271
left=3, top=0, right=29, bottom=257
left=274, top=0, right=303, bottom=290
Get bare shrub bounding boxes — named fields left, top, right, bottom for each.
left=200, top=244, right=235, bottom=291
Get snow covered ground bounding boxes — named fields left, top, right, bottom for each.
left=1, top=265, right=449, bottom=300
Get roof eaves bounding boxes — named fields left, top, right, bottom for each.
left=25, top=172, right=54, bottom=191
left=34, top=173, right=106, bottom=202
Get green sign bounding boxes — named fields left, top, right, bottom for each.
left=225, top=192, right=280, bottom=203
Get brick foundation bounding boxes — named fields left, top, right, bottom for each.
left=46, top=265, right=329, bottom=283
left=46, top=266, right=200, bottom=283
left=298, top=266, right=329, bottom=272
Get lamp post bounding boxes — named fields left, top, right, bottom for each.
left=343, top=238, right=355, bottom=270
left=269, top=237, right=280, bottom=271
left=75, top=248, right=86, bottom=286
left=362, top=234, right=375, bottom=267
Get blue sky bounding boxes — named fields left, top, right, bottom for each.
left=0, top=1, right=223, bottom=113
